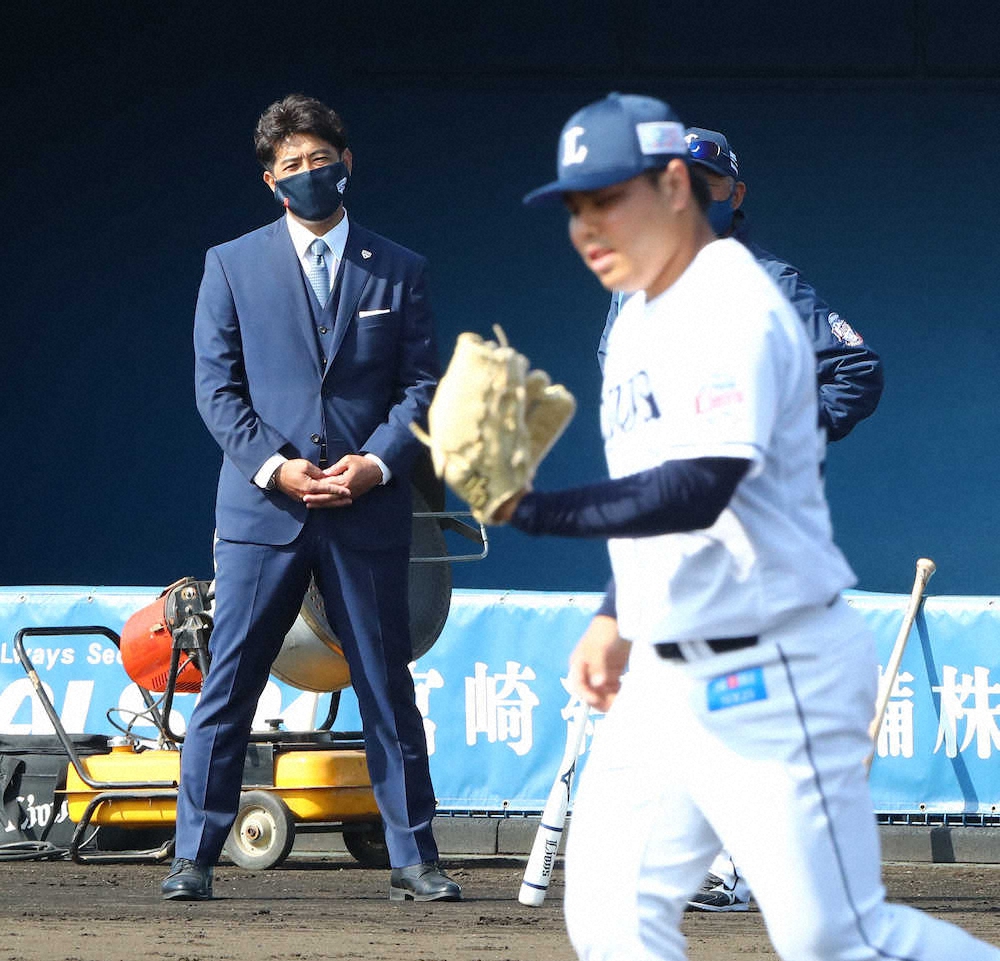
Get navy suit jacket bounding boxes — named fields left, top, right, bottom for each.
left=194, top=216, right=439, bottom=550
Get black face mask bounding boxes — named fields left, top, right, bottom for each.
left=273, top=162, right=350, bottom=221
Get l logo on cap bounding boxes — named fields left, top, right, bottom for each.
left=561, top=126, right=588, bottom=167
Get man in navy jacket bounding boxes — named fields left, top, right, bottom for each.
left=599, top=127, right=883, bottom=444
left=162, top=94, right=460, bottom=903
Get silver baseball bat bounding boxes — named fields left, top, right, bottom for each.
left=518, top=702, right=589, bottom=906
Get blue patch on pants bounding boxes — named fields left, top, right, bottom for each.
left=706, top=667, right=767, bottom=711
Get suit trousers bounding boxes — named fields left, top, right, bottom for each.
left=174, top=508, right=439, bottom=868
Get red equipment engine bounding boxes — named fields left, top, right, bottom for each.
left=120, top=578, right=214, bottom=693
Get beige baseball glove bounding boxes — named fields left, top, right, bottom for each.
left=411, top=326, right=575, bottom=524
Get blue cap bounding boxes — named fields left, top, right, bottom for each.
left=685, top=127, right=739, bottom=180
left=523, top=93, right=689, bottom=207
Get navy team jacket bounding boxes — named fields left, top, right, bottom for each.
left=597, top=211, right=884, bottom=442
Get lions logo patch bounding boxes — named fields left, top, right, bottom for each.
left=828, top=312, right=864, bottom=347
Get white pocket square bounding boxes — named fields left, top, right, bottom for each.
left=358, top=308, right=391, bottom=318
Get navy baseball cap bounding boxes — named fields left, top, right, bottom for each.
left=685, top=127, right=739, bottom=180
left=523, top=92, right=689, bottom=207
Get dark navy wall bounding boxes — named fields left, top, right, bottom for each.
left=2, top=3, right=998, bottom=596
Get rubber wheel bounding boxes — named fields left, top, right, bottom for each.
left=223, top=791, right=296, bottom=870
left=342, top=822, right=390, bottom=868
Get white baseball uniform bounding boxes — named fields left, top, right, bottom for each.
left=564, top=239, right=1000, bottom=960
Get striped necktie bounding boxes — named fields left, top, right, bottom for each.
left=305, top=238, right=330, bottom=306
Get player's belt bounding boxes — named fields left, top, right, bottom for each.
left=654, top=636, right=758, bottom=661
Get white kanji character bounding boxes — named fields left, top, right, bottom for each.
left=877, top=669, right=915, bottom=759
left=933, top=665, right=1000, bottom=759
left=465, top=661, right=540, bottom=756
left=411, top=666, right=445, bottom=755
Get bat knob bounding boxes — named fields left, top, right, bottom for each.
left=518, top=884, right=546, bottom=907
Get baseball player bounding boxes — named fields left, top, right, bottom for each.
left=607, top=126, right=884, bottom=913
left=500, top=92, right=999, bottom=960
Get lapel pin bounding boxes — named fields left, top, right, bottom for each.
left=361, top=249, right=373, bottom=259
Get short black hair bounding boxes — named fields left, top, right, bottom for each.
left=254, top=94, right=348, bottom=170
left=643, top=161, right=711, bottom=212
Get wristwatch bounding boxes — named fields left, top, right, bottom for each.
left=265, top=465, right=282, bottom=492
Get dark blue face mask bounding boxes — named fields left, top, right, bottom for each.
left=273, top=161, right=350, bottom=221
left=707, top=192, right=736, bottom=236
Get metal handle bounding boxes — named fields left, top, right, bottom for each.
left=410, top=511, right=489, bottom=562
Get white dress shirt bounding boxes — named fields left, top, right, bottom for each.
left=253, top=210, right=391, bottom=489
left=285, top=208, right=349, bottom=296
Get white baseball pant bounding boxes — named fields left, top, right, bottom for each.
left=564, top=598, right=1000, bottom=961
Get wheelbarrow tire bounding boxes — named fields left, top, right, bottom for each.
left=223, top=790, right=296, bottom=870
left=342, top=821, right=390, bottom=868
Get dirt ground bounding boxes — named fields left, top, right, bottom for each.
left=1, top=856, right=999, bottom=961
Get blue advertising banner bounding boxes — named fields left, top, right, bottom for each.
left=2, top=586, right=999, bottom=815
left=850, top=592, right=1000, bottom=815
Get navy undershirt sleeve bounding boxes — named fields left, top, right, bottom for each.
left=594, top=577, right=617, bottom=619
left=510, top=456, right=751, bottom=539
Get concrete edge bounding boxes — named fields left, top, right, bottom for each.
left=291, top=818, right=1000, bottom=864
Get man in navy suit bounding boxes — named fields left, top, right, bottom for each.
left=162, top=94, right=460, bottom=903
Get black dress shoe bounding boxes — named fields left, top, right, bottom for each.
left=389, top=861, right=462, bottom=902
left=161, top=858, right=214, bottom=901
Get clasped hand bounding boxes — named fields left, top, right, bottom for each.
left=274, top=456, right=383, bottom=508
